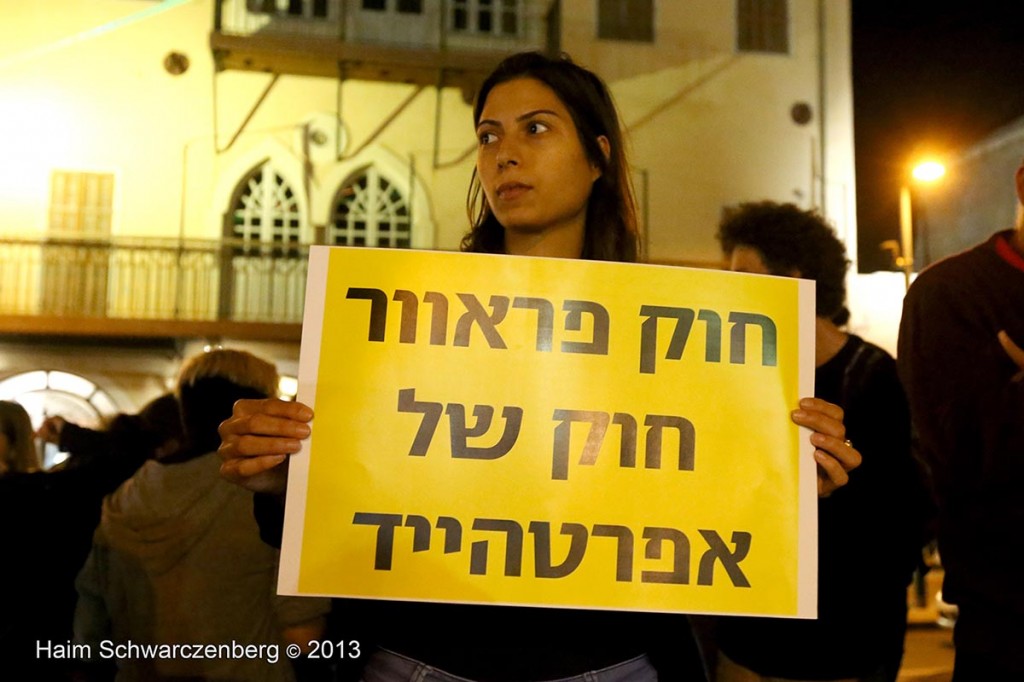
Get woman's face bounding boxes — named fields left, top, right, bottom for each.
left=729, top=246, right=800, bottom=278
left=476, top=77, right=603, bottom=257
left=729, top=246, right=772, bottom=275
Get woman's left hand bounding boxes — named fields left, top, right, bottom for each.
left=791, top=397, right=861, bottom=497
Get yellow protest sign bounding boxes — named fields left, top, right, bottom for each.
left=279, top=247, right=817, bottom=618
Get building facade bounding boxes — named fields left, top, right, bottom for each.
left=0, top=0, right=856, bottom=441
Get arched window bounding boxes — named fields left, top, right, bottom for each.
left=330, top=166, right=412, bottom=248
left=0, top=371, right=118, bottom=469
left=224, top=161, right=307, bottom=322
left=230, top=163, right=304, bottom=246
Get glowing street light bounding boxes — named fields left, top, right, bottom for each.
left=911, top=161, right=946, bottom=183
left=899, top=160, right=946, bottom=289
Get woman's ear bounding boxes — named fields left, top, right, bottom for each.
left=591, top=135, right=611, bottom=182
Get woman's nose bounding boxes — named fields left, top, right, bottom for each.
left=496, top=141, right=519, bottom=169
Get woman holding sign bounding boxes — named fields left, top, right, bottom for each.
left=218, top=53, right=861, bottom=682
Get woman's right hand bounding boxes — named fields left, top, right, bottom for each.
left=218, top=398, right=314, bottom=495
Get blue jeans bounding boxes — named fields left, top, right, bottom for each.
left=361, top=649, right=659, bottom=682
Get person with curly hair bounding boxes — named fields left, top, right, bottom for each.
left=712, top=202, right=930, bottom=682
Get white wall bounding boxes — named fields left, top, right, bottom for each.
left=560, top=0, right=857, bottom=265
left=847, top=272, right=907, bottom=356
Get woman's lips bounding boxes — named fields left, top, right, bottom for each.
left=496, top=182, right=531, bottom=201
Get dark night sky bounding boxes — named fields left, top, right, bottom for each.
left=851, top=4, right=1024, bottom=271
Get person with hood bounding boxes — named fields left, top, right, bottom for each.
left=74, top=349, right=330, bottom=682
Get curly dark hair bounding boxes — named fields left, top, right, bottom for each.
left=461, top=52, right=640, bottom=263
left=717, top=201, right=851, bottom=325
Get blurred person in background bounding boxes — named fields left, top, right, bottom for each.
left=0, top=393, right=184, bottom=679
left=74, top=349, right=329, bottom=682
left=0, top=399, right=40, bottom=475
left=37, top=392, right=182, bottom=485
left=710, top=202, right=930, bottom=682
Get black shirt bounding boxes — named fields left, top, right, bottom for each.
left=716, top=335, right=929, bottom=679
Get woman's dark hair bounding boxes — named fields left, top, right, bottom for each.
left=0, top=400, right=38, bottom=474
left=461, top=52, right=640, bottom=263
left=717, top=201, right=851, bottom=325
left=104, top=392, right=183, bottom=459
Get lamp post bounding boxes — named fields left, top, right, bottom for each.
left=898, top=161, right=946, bottom=289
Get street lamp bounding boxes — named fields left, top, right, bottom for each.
left=912, top=161, right=946, bottom=183
left=899, top=160, right=946, bottom=289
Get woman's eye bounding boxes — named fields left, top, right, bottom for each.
left=527, top=121, right=550, bottom=134
left=479, top=131, right=497, bottom=145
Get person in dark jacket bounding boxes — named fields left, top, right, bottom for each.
left=897, top=163, right=1024, bottom=680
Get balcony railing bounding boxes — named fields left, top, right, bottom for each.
left=211, top=0, right=559, bottom=83
left=216, top=0, right=553, bottom=48
left=0, top=235, right=309, bottom=337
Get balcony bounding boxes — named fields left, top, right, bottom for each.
left=0, top=235, right=307, bottom=342
left=211, top=0, right=560, bottom=92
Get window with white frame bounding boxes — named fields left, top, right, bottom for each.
left=452, top=0, right=520, bottom=37
left=736, top=0, right=788, bottom=54
left=49, top=171, right=114, bottom=235
left=330, top=166, right=411, bottom=248
left=224, top=161, right=306, bottom=322
left=597, top=0, right=654, bottom=42
left=229, top=162, right=303, bottom=247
